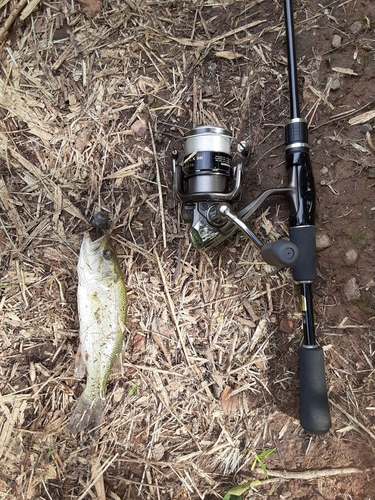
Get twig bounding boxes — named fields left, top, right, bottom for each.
left=329, top=399, right=375, bottom=441
left=122, top=362, right=184, bottom=377
left=148, top=122, right=167, bottom=248
left=166, top=19, right=266, bottom=47
left=366, top=131, right=375, bottom=153
left=193, top=75, right=198, bottom=128
left=264, top=467, right=364, bottom=480
left=77, top=453, right=118, bottom=500
left=0, top=0, right=28, bottom=44
left=90, top=455, right=106, bottom=500
left=154, top=249, right=191, bottom=366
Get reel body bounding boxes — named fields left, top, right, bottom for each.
left=173, top=124, right=299, bottom=268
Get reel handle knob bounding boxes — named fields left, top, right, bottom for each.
left=260, top=239, right=299, bottom=268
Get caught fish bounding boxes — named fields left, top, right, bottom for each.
left=69, top=231, right=127, bottom=434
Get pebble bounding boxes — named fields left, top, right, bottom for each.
left=350, top=21, right=362, bottom=34
left=360, top=124, right=373, bottom=134
left=279, top=317, right=294, bottom=334
left=344, top=248, right=358, bottom=266
left=316, top=230, right=333, bottom=251
left=368, top=167, right=375, bottom=179
left=330, top=78, right=341, bottom=91
left=331, top=34, right=342, bottom=48
left=344, top=277, right=361, bottom=302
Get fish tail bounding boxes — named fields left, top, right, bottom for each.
left=69, top=389, right=105, bottom=434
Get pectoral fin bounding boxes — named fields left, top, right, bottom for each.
left=74, top=344, right=86, bottom=378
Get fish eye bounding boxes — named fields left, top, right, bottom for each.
left=103, top=249, right=113, bottom=260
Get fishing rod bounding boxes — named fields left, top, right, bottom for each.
left=172, top=0, right=331, bottom=434
left=283, top=0, right=331, bottom=434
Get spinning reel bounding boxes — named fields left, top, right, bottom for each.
left=173, top=125, right=301, bottom=269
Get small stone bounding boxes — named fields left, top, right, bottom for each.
left=331, top=34, right=342, bottom=48
left=368, top=167, right=375, bottom=179
left=269, top=314, right=277, bottom=324
left=344, top=248, right=358, bottom=266
left=316, top=230, right=333, bottom=251
left=320, top=166, right=329, bottom=175
left=344, top=277, right=360, bottom=302
left=360, top=124, right=373, bottom=134
left=350, top=21, right=362, bottom=34
left=131, top=119, right=147, bottom=138
left=330, top=78, right=341, bottom=91
left=279, top=317, right=294, bottom=334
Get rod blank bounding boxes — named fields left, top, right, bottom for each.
left=284, top=0, right=300, bottom=119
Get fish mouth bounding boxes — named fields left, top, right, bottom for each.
left=82, top=231, right=109, bottom=253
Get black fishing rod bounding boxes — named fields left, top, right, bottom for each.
left=172, top=0, right=331, bottom=434
left=283, top=0, right=331, bottom=434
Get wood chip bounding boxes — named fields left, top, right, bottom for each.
left=349, top=109, right=375, bottom=125
left=331, top=66, right=358, bottom=76
left=215, top=51, right=244, bottom=60
left=220, top=385, right=239, bottom=416
left=19, top=0, right=41, bottom=20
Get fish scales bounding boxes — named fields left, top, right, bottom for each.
left=69, top=231, right=127, bottom=434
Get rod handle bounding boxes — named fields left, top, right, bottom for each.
left=299, top=345, right=331, bottom=435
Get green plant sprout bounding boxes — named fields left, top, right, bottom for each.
left=222, top=448, right=276, bottom=500
left=127, top=384, right=139, bottom=397
left=251, top=448, right=276, bottom=479
left=222, top=480, right=261, bottom=500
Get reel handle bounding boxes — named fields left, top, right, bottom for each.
left=218, top=204, right=299, bottom=268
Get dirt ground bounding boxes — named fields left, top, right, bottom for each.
left=0, top=0, right=375, bottom=499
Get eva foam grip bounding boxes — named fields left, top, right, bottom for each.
left=299, top=345, right=331, bottom=435
left=289, top=225, right=316, bottom=282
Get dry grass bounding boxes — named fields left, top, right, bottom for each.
left=0, top=0, right=374, bottom=499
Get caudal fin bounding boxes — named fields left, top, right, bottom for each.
left=69, top=390, right=105, bottom=434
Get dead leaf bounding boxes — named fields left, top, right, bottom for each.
left=220, top=385, right=239, bottom=417
left=75, top=128, right=91, bottom=151
left=112, top=387, right=125, bottom=403
left=152, top=317, right=172, bottom=364
left=131, top=119, right=148, bottom=138
left=152, top=442, right=165, bottom=461
left=77, top=0, right=103, bottom=18
left=138, top=76, right=160, bottom=93
left=104, top=162, right=142, bottom=180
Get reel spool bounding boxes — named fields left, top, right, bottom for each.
left=173, top=125, right=243, bottom=203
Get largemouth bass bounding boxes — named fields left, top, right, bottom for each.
left=69, top=231, right=127, bottom=433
